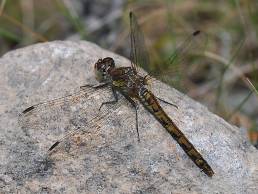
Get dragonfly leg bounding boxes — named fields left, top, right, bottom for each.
left=133, top=102, right=140, bottom=142
left=99, top=87, right=118, bottom=111
left=120, top=93, right=140, bottom=142
left=156, top=97, right=178, bottom=109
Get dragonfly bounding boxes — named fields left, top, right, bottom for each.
left=21, top=11, right=214, bottom=177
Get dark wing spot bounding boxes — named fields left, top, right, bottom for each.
left=193, top=30, right=201, bottom=36
left=22, top=106, right=35, bottom=114
left=48, top=141, right=60, bottom=151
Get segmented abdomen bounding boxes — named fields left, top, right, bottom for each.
left=139, top=89, right=214, bottom=177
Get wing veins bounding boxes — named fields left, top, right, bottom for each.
left=47, top=99, right=124, bottom=152
left=21, top=86, right=97, bottom=116
left=129, top=11, right=150, bottom=73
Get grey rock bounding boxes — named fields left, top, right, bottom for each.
left=0, top=41, right=257, bottom=194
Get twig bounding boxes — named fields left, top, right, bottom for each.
left=0, top=0, right=6, bottom=16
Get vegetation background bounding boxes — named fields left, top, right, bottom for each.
left=0, top=0, right=257, bottom=148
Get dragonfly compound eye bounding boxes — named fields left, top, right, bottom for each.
left=102, top=57, right=115, bottom=68
left=94, top=59, right=103, bottom=70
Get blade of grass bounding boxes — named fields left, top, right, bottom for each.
left=215, top=37, right=245, bottom=109
left=0, top=0, right=6, bottom=16
left=245, top=77, right=258, bottom=97
left=55, top=0, right=87, bottom=39
left=226, top=90, right=253, bottom=120
left=1, top=12, right=48, bottom=42
left=0, top=27, right=21, bottom=42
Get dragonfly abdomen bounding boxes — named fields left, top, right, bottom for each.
left=139, top=88, right=214, bottom=177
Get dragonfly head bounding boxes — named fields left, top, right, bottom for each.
left=94, top=57, right=115, bottom=82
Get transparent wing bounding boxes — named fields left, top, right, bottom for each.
left=19, top=86, right=114, bottom=152
left=129, top=12, right=208, bottom=92
left=129, top=11, right=151, bottom=73
left=155, top=30, right=209, bottom=91
left=21, top=86, right=96, bottom=116
left=47, top=99, right=122, bottom=153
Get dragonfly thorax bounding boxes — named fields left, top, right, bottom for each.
left=94, top=57, right=115, bottom=83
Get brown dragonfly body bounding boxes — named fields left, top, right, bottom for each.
left=21, top=12, right=214, bottom=177
left=94, top=57, right=214, bottom=177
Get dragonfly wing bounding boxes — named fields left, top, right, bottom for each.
left=156, top=30, right=209, bottom=91
left=21, top=86, right=97, bottom=116
left=19, top=86, right=125, bottom=153
left=129, top=12, right=151, bottom=73
left=129, top=12, right=208, bottom=93
left=19, top=86, right=103, bottom=138
left=47, top=105, right=111, bottom=152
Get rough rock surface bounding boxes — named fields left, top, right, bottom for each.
left=0, top=41, right=257, bottom=194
